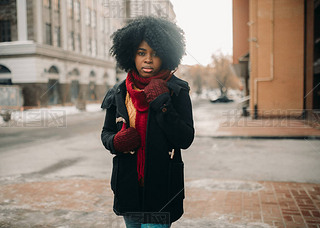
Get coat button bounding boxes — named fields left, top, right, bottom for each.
left=162, top=107, right=167, bottom=112
left=117, top=88, right=120, bottom=93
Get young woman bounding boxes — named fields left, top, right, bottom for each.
left=101, top=16, right=194, bottom=228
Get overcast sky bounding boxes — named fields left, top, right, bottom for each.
left=170, top=0, right=233, bottom=66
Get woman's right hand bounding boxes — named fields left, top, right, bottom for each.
left=113, top=126, right=141, bottom=153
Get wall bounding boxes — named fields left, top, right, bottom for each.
left=0, top=55, right=115, bottom=106
left=232, top=0, right=249, bottom=64
left=249, top=0, right=304, bottom=117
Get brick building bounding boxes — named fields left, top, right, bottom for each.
left=0, top=0, right=175, bottom=107
left=232, top=0, right=319, bottom=122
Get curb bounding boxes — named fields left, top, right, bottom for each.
left=196, top=135, right=320, bottom=140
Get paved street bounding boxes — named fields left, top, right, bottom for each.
left=0, top=100, right=320, bottom=227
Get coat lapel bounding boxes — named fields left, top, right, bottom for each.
left=114, top=81, right=130, bottom=124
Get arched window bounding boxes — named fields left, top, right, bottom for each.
left=48, top=65, right=59, bottom=74
left=0, top=65, right=11, bottom=73
left=47, top=65, right=59, bottom=80
left=68, top=68, right=80, bottom=77
left=0, top=64, right=12, bottom=85
left=73, top=68, right=80, bottom=76
left=89, top=70, right=96, bottom=78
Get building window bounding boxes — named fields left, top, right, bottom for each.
left=45, top=23, right=52, bottom=45
left=74, top=0, right=80, bottom=21
left=77, top=34, right=82, bottom=52
left=54, top=0, right=60, bottom=12
left=0, top=65, right=11, bottom=73
left=69, top=31, right=75, bottom=51
left=68, top=0, right=74, bottom=18
left=91, top=10, right=96, bottom=28
left=76, top=34, right=81, bottom=52
left=87, top=38, right=92, bottom=55
left=0, top=20, right=11, bottom=42
left=0, top=0, right=10, bottom=5
left=43, top=0, right=52, bottom=9
left=54, top=26, right=61, bottom=47
left=86, top=8, right=91, bottom=26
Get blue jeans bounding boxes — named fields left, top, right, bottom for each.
left=123, top=216, right=171, bottom=228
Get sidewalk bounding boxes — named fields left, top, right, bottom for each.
left=182, top=179, right=320, bottom=228
left=215, top=117, right=320, bottom=139
left=193, top=100, right=320, bottom=139
left=0, top=179, right=319, bottom=227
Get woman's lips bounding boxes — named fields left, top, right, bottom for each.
left=142, top=67, right=153, bottom=73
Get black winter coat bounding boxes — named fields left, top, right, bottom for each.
left=101, top=75, right=194, bottom=224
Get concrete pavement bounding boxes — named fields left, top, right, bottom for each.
left=1, top=179, right=319, bottom=227
left=0, top=100, right=320, bottom=227
left=193, top=100, right=320, bottom=139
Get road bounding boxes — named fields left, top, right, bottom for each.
left=2, top=100, right=319, bottom=183
left=0, top=100, right=320, bottom=227
left=0, top=111, right=108, bottom=182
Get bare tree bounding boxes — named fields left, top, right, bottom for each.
left=189, top=65, right=205, bottom=95
left=178, top=52, right=241, bottom=97
left=209, top=52, right=236, bottom=97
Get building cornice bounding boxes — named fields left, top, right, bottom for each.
left=0, top=41, right=115, bottom=68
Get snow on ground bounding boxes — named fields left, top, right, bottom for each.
left=0, top=103, right=102, bottom=126
left=192, top=97, right=241, bottom=137
left=1, top=96, right=242, bottom=132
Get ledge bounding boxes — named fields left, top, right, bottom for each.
left=0, top=41, right=115, bottom=68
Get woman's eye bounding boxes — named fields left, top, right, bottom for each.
left=137, top=52, right=145, bottom=56
left=152, top=53, right=157, bottom=57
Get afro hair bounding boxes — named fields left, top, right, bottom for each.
left=110, top=16, right=186, bottom=72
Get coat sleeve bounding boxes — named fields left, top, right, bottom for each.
left=101, top=88, right=118, bottom=155
left=149, top=86, right=194, bottom=150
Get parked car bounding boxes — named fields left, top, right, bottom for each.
left=210, top=95, right=234, bottom=103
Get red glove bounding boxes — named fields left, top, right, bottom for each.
left=113, top=126, right=141, bottom=152
left=144, top=79, right=169, bottom=103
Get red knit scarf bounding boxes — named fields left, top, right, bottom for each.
left=126, top=70, right=172, bottom=183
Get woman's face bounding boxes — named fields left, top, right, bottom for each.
left=134, top=40, right=162, bottom=78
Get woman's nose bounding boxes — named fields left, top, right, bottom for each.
left=144, top=54, right=153, bottom=63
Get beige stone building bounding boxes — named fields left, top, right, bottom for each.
left=0, top=0, right=175, bottom=107
left=232, top=0, right=319, bottom=123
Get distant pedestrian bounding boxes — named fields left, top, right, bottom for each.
left=101, top=16, right=194, bottom=228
